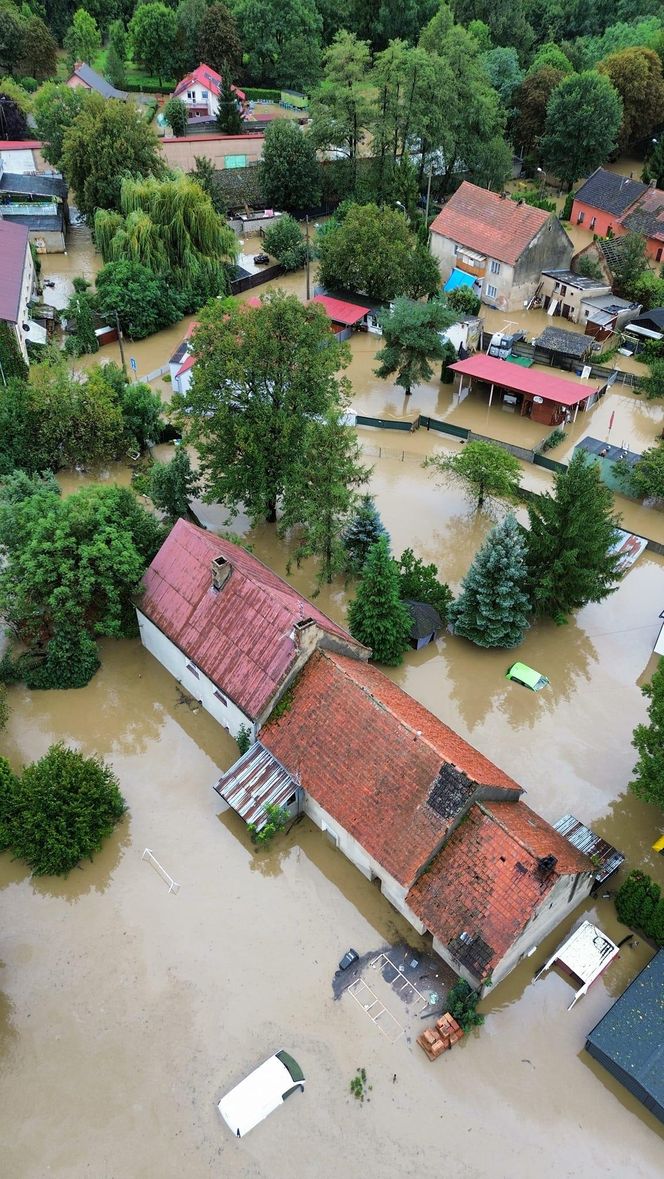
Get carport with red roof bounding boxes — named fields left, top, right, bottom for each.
left=449, top=353, right=602, bottom=426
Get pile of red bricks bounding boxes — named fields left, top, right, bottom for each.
left=417, top=1013, right=464, bottom=1061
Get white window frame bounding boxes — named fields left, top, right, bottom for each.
left=486, top=283, right=498, bottom=299
left=490, top=259, right=501, bottom=275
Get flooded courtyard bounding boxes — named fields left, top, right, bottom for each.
left=3, top=228, right=662, bottom=1176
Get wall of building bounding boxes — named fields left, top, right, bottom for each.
left=0, top=146, right=48, bottom=173
left=539, top=274, right=609, bottom=323
left=570, top=200, right=615, bottom=237
left=160, top=134, right=264, bottom=173
left=302, top=792, right=425, bottom=929
left=136, top=611, right=254, bottom=738
left=511, top=220, right=573, bottom=311
left=432, top=869, right=595, bottom=991
left=27, top=227, right=66, bottom=253
left=13, top=239, right=35, bottom=363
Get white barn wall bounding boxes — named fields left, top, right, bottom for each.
left=136, top=610, right=254, bottom=738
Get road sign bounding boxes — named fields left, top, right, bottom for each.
left=130, top=357, right=137, bottom=372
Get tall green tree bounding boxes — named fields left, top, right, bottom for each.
left=610, top=231, right=649, bottom=300
left=260, top=118, right=321, bottom=212
left=0, top=745, right=126, bottom=876
left=61, top=95, right=164, bottom=218
left=347, top=535, right=411, bottom=664
left=33, top=82, right=87, bottom=168
left=527, top=43, right=573, bottom=76
left=629, top=660, right=664, bottom=810
left=396, top=547, right=452, bottom=623
left=95, top=260, right=183, bottom=339
left=424, top=439, right=521, bottom=511
left=598, top=47, right=664, bottom=153
left=192, top=154, right=226, bottom=214
left=108, top=19, right=128, bottom=65
left=418, top=2, right=454, bottom=53
left=541, top=71, right=623, bottom=189
left=64, top=8, right=101, bottom=69
left=513, top=66, right=565, bottom=157
left=163, top=96, right=188, bottom=136
left=235, top=0, right=322, bottom=90
left=642, top=139, right=664, bottom=190
left=63, top=278, right=99, bottom=357
left=450, top=513, right=530, bottom=648
left=173, top=0, right=208, bottom=75
left=198, top=3, right=242, bottom=74
left=452, top=0, right=533, bottom=57
left=310, top=31, right=373, bottom=192
left=618, top=441, right=664, bottom=500
left=481, top=46, right=523, bottom=108
left=20, top=16, right=58, bottom=80
left=375, top=298, right=457, bottom=397
left=343, top=494, right=389, bottom=573
left=280, top=413, right=369, bottom=584
left=317, top=203, right=440, bottom=301
left=263, top=214, right=309, bottom=269
left=106, top=42, right=126, bottom=90
left=129, top=3, right=177, bottom=87
left=215, top=65, right=243, bottom=134
left=94, top=173, right=236, bottom=308
left=177, top=292, right=351, bottom=524
left=524, top=449, right=621, bottom=622
left=0, top=484, right=165, bottom=688
left=148, top=446, right=201, bottom=521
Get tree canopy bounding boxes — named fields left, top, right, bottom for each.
left=629, top=660, right=664, bottom=811
left=450, top=513, right=530, bottom=648
left=541, top=71, right=623, bottom=188
left=33, top=83, right=87, bottom=168
left=61, top=95, right=164, bottom=219
left=598, top=47, right=664, bottom=153
left=129, top=3, right=177, bottom=87
left=263, top=215, right=310, bottom=270
left=317, top=203, right=440, bottom=302
left=424, top=439, right=522, bottom=511
left=347, top=535, right=411, bottom=664
left=260, top=118, right=321, bottom=212
left=235, top=0, right=323, bottom=90
left=375, top=297, right=457, bottom=397
left=198, top=3, right=242, bottom=74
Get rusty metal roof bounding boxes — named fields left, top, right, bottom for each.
left=553, top=815, right=625, bottom=883
left=138, top=519, right=359, bottom=718
left=214, top=742, right=296, bottom=829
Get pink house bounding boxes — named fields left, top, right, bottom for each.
left=571, top=168, right=664, bottom=262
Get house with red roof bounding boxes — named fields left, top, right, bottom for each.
left=136, top=520, right=368, bottom=738
left=430, top=182, right=573, bottom=312
left=309, top=295, right=371, bottom=341
left=172, top=63, right=246, bottom=123
left=216, top=644, right=594, bottom=989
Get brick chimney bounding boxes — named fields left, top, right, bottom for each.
left=211, top=554, right=231, bottom=591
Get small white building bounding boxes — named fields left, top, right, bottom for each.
left=136, top=519, right=367, bottom=739
left=172, top=63, right=245, bottom=122
left=0, top=220, right=37, bottom=364
left=168, top=321, right=198, bottom=396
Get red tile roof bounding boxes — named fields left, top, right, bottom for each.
left=311, top=295, right=370, bottom=326
left=0, top=221, right=30, bottom=324
left=407, top=801, right=591, bottom=980
left=138, top=520, right=360, bottom=718
left=173, top=63, right=245, bottom=103
left=175, top=353, right=196, bottom=378
left=262, top=651, right=522, bottom=886
left=449, top=353, right=598, bottom=407
left=0, top=140, right=42, bottom=150
left=430, top=181, right=551, bottom=266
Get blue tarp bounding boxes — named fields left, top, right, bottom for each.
left=444, top=268, right=478, bottom=293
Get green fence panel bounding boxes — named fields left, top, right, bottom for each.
left=424, top=418, right=469, bottom=438
left=533, top=453, right=568, bottom=473
left=356, top=415, right=414, bottom=431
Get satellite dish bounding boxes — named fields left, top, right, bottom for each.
left=533, top=395, right=543, bottom=404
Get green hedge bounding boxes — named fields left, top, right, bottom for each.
left=124, top=80, right=175, bottom=94
left=244, top=88, right=281, bottom=102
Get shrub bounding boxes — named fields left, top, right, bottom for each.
left=561, top=192, right=573, bottom=221
left=447, top=979, right=485, bottom=1031
left=1, top=744, right=126, bottom=876
left=447, top=286, right=481, bottom=316
left=263, top=214, right=309, bottom=270
left=248, top=802, right=290, bottom=845
left=245, top=88, right=281, bottom=101
left=540, top=428, right=567, bottom=452
left=236, top=724, right=252, bottom=755
left=615, top=869, right=664, bottom=945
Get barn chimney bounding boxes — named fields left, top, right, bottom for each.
left=211, top=554, right=231, bottom=591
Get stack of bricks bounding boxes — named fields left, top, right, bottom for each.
left=416, top=1012, right=465, bottom=1061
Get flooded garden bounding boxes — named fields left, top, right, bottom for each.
left=1, top=235, right=663, bottom=1177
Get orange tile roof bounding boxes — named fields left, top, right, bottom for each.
left=407, top=801, right=591, bottom=980
left=261, top=651, right=522, bottom=887
left=429, top=181, right=551, bottom=266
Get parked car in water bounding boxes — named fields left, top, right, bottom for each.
left=505, top=662, right=550, bottom=691
left=217, top=1050, right=305, bottom=1138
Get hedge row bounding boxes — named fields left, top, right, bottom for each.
left=124, top=80, right=175, bottom=94
left=244, top=88, right=281, bottom=102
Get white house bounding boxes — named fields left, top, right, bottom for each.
left=168, top=321, right=198, bottom=396
left=172, top=63, right=246, bottom=122
left=136, top=519, right=367, bottom=739
left=0, top=220, right=38, bottom=363
left=430, top=182, right=573, bottom=312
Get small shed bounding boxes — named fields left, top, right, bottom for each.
left=403, top=600, right=442, bottom=650
left=585, top=949, right=664, bottom=1124
left=553, top=815, right=624, bottom=884
left=533, top=326, right=593, bottom=369
left=214, top=742, right=302, bottom=832
left=449, top=353, right=600, bottom=427
left=310, top=295, right=371, bottom=341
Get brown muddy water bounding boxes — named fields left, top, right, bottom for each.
left=6, top=241, right=662, bottom=1177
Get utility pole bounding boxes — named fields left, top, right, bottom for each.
left=114, top=311, right=127, bottom=377
left=305, top=214, right=311, bottom=302
left=424, top=167, right=433, bottom=227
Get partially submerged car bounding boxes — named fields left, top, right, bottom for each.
left=505, top=662, right=550, bottom=692
left=217, top=1050, right=305, bottom=1138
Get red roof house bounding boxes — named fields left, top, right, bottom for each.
left=310, top=295, right=370, bottom=339
left=429, top=181, right=573, bottom=311
left=136, top=520, right=366, bottom=732
left=448, top=352, right=602, bottom=427
left=173, top=63, right=246, bottom=122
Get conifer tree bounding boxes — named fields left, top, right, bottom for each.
left=347, top=536, right=411, bottom=665
left=216, top=65, right=243, bottom=135
left=629, top=659, right=664, bottom=810
left=148, top=447, right=200, bottom=522
left=343, top=494, right=389, bottom=574
left=450, top=513, right=530, bottom=648
left=525, top=449, right=622, bottom=623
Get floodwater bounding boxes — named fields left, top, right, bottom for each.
left=5, top=232, right=663, bottom=1177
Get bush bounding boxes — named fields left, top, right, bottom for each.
left=263, top=214, right=309, bottom=270
left=236, top=724, right=252, bottom=755
left=124, top=80, right=175, bottom=93
left=561, top=192, right=573, bottom=221
left=245, top=88, right=281, bottom=101
left=1, top=744, right=126, bottom=876
left=511, top=189, right=556, bottom=212
left=447, top=979, right=485, bottom=1031
left=540, top=428, right=567, bottom=452
left=17, top=76, right=39, bottom=93
left=248, top=802, right=290, bottom=845
left=447, top=286, right=481, bottom=317
left=615, top=869, right=664, bottom=945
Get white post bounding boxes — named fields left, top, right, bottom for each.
left=489, top=382, right=494, bottom=407
left=573, top=403, right=580, bottom=422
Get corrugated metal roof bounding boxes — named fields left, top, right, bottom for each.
left=449, top=353, right=598, bottom=407
left=138, top=519, right=362, bottom=718
left=554, top=815, right=625, bottom=883
left=214, top=742, right=295, bottom=829
left=311, top=295, right=370, bottom=325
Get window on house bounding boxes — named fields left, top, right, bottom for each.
left=224, top=154, right=247, bottom=169
left=187, top=90, right=194, bottom=100
left=657, top=248, right=663, bottom=263
left=486, top=283, right=498, bottom=299
left=201, top=89, right=208, bottom=99
left=287, top=793, right=296, bottom=805
left=213, top=689, right=227, bottom=705
left=577, top=211, right=585, bottom=224
left=589, top=217, right=596, bottom=230
left=186, top=662, right=199, bottom=678
left=490, top=260, right=500, bottom=275
left=560, top=285, right=567, bottom=296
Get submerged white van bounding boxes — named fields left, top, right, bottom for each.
left=217, top=1050, right=305, bottom=1138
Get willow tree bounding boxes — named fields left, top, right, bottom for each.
left=94, top=175, right=237, bottom=310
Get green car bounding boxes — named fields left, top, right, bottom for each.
left=505, top=662, right=550, bottom=692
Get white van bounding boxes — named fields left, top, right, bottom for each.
left=217, top=1050, right=305, bottom=1138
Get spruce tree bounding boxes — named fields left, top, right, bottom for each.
left=343, top=494, right=389, bottom=574
left=450, top=513, right=530, bottom=649
left=215, top=64, right=243, bottom=135
left=630, top=659, right=664, bottom=809
left=525, top=449, right=621, bottom=623
left=347, top=536, right=411, bottom=665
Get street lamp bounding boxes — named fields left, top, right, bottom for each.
left=395, top=201, right=406, bottom=213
